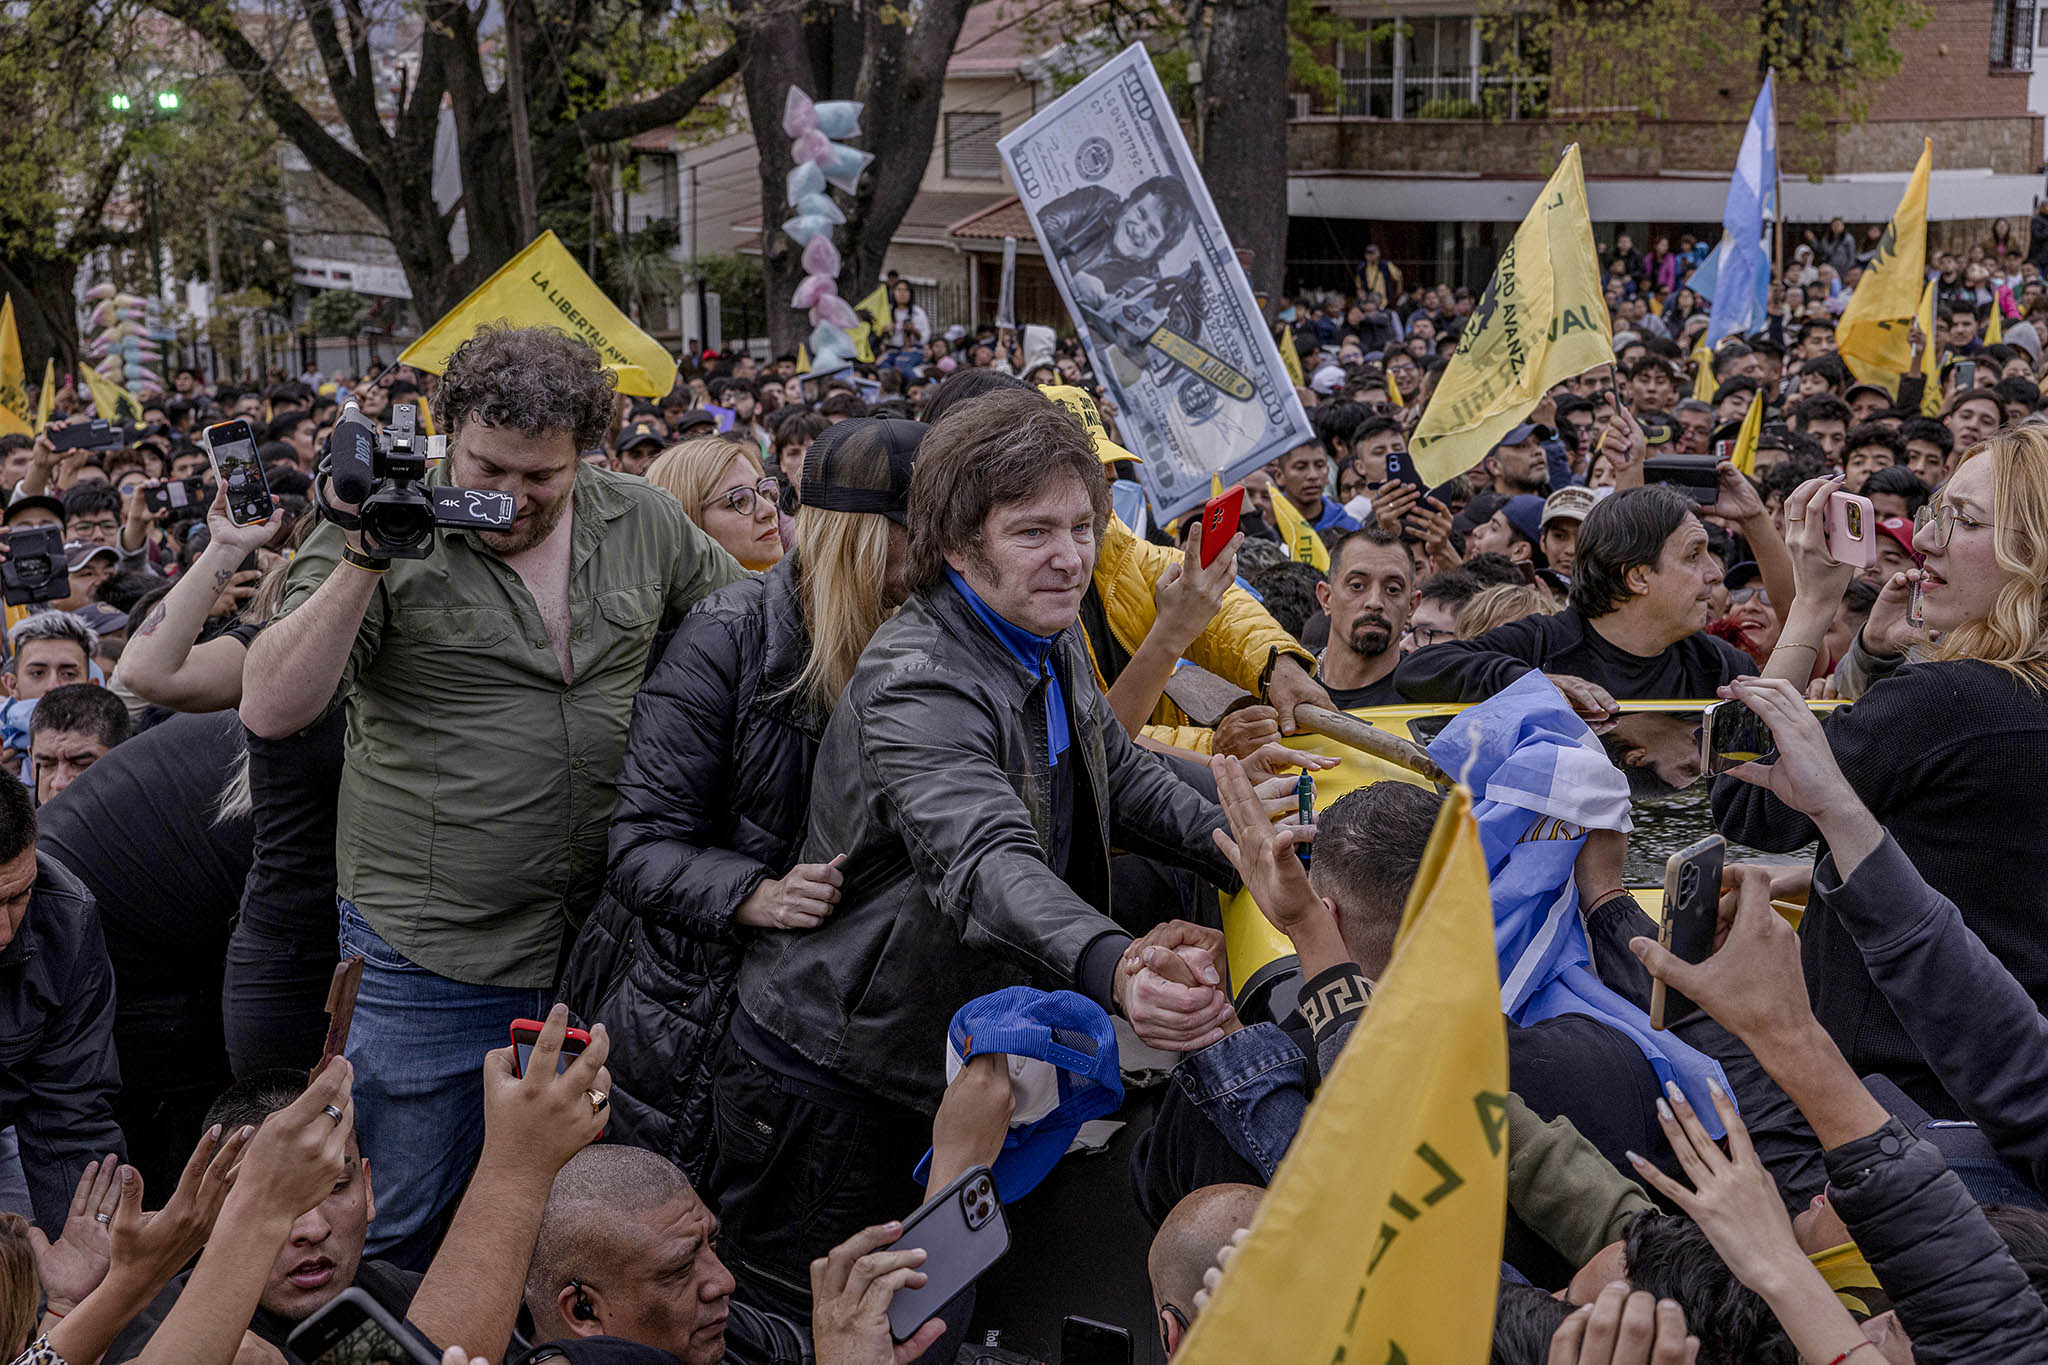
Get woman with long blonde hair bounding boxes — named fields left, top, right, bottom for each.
left=1717, top=423, right=2048, bottom=1110
left=644, top=435, right=784, bottom=571
left=558, top=418, right=923, bottom=1178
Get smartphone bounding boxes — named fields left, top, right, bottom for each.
left=1825, top=490, right=1877, bottom=569
left=1650, top=835, right=1725, bottom=1029
left=311, top=957, right=365, bottom=1083
left=510, top=1018, right=591, bottom=1078
left=1713, top=438, right=1734, bottom=460
left=49, top=420, right=124, bottom=452
left=1700, top=698, right=1773, bottom=777
left=285, top=1286, right=439, bottom=1365
left=886, top=1165, right=1010, bottom=1343
left=144, top=475, right=211, bottom=517
left=1199, top=486, right=1244, bottom=567
left=1908, top=577, right=1925, bottom=629
left=202, top=419, right=276, bottom=527
left=1954, top=359, right=1977, bottom=392
left=1061, top=1316, right=1133, bottom=1365
left=1641, top=454, right=1719, bottom=505
left=1380, top=445, right=1428, bottom=493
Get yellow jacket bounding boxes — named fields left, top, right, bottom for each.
left=1086, top=517, right=1315, bottom=753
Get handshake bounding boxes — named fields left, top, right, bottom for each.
left=1112, top=920, right=1238, bottom=1054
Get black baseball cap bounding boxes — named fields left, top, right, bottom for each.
left=669, top=410, right=717, bottom=437
left=4, top=494, right=64, bottom=525
left=799, top=417, right=927, bottom=525
left=616, top=420, right=666, bottom=453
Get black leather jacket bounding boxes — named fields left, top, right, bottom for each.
left=557, top=559, right=824, bottom=1178
left=0, top=854, right=125, bottom=1232
left=736, top=578, right=1239, bottom=1114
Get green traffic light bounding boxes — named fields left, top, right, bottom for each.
left=110, top=93, right=131, bottom=111
left=156, top=91, right=179, bottom=110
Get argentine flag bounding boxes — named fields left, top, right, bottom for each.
left=1705, top=72, right=1777, bottom=346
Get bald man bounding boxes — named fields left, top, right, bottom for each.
left=1148, top=1183, right=1264, bottom=1357
left=523, top=1146, right=806, bottom=1365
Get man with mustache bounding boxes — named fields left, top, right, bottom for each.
left=1314, top=526, right=1416, bottom=710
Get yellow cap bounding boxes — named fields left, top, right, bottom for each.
left=1040, top=383, right=1142, bottom=464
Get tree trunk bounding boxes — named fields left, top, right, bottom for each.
left=737, top=0, right=973, bottom=355
left=0, top=254, right=81, bottom=378
left=1199, top=0, right=1290, bottom=310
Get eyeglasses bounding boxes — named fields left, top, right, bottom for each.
left=704, top=478, right=780, bottom=518
left=1912, top=501, right=1995, bottom=550
left=68, top=518, right=120, bottom=536
left=1729, top=585, right=1771, bottom=606
left=1404, top=624, right=1456, bottom=647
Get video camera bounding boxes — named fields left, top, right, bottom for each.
left=316, top=400, right=514, bottom=559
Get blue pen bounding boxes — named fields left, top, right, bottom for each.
left=1295, top=772, right=1314, bottom=867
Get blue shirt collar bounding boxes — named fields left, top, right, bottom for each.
left=945, top=568, right=1058, bottom=676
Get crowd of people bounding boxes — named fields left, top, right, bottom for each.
left=1, top=199, right=2047, bottom=1365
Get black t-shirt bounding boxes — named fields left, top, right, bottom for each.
left=1321, top=669, right=1405, bottom=710
left=1393, top=607, right=1756, bottom=704
left=39, top=710, right=252, bottom=994
left=106, top=1257, right=423, bottom=1362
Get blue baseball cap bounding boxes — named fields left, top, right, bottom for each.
left=912, top=987, right=1123, bottom=1202
left=1502, top=493, right=1547, bottom=546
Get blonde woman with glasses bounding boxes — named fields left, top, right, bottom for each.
left=1714, top=423, right=2048, bottom=1115
left=644, top=436, right=785, bottom=572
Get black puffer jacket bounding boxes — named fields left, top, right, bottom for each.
left=1827, top=1118, right=2048, bottom=1362
left=558, top=557, right=824, bottom=1179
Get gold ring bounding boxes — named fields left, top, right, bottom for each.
left=587, top=1089, right=609, bottom=1116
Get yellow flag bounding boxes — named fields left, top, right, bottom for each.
left=1386, top=364, right=1405, bottom=408
left=80, top=365, right=143, bottom=423
left=797, top=343, right=811, bottom=373
left=1915, top=281, right=1943, bottom=417
left=34, top=358, right=52, bottom=433
left=1728, top=372, right=1766, bottom=477
left=399, top=231, right=676, bottom=398
left=0, top=298, right=29, bottom=437
left=1692, top=340, right=1716, bottom=402
left=1210, top=472, right=1225, bottom=498
left=1278, top=326, right=1305, bottom=388
left=1181, top=785, right=1508, bottom=1365
left=851, top=284, right=889, bottom=363
left=1268, top=486, right=1331, bottom=572
left=1838, top=139, right=1932, bottom=388
left=1986, top=301, right=2004, bottom=346
left=1410, top=145, right=1611, bottom=487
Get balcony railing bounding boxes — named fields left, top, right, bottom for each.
left=1302, top=62, right=1550, bottom=120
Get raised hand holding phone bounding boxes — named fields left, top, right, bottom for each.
left=488, top=1004, right=612, bottom=1180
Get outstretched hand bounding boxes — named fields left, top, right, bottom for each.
left=810, top=1223, right=947, bottom=1365
left=1629, top=866, right=1814, bottom=1052
left=29, top=1154, right=120, bottom=1312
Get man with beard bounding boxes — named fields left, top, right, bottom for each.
left=1314, top=526, right=1414, bottom=708
left=240, top=325, right=746, bottom=1265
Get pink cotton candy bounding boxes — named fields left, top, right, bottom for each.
left=781, top=87, right=817, bottom=139
left=791, top=274, right=838, bottom=310
left=810, top=294, right=858, bottom=330
left=793, top=129, right=832, bottom=166
left=802, top=236, right=842, bottom=278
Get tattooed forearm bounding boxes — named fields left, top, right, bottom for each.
left=134, top=603, right=168, bottom=639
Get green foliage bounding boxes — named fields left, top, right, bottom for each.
left=305, top=288, right=373, bottom=337
left=693, top=251, right=764, bottom=304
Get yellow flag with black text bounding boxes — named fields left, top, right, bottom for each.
left=0, top=298, right=30, bottom=437
left=1411, top=146, right=1611, bottom=488
left=1267, top=487, right=1331, bottom=573
left=1180, top=784, right=1508, bottom=1365
left=400, top=231, right=676, bottom=397
left=80, top=365, right=142, bottom=424
left=34, top=358, right=53, bottom=433
left=1838, top=140, right=1932, bottom=389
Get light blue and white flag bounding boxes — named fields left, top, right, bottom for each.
left=1705, top=71, right=1777, bottom=346
left=1428, top=671, right=1732, bottom=1135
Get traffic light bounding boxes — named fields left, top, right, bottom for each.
left=155, top=91, right=179, bottom=111
left=109, top=93, right=132, bottom=111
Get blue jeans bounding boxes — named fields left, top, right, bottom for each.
left=338, top=901, right=548, bottom=1269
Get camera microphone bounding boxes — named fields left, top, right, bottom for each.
left=330, top=402, right=379, bottom=506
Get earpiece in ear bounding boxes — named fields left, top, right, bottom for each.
left=570, top=1278, right=597, bottom=1322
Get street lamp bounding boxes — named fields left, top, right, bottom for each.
left=107, top=86, right=183, bottom=302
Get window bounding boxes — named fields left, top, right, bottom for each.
left=944, top=111, right=1003, bottom=180
left=1331, top=14, right=1544, bottom=120
left=1993, top=0, right=2037, bottom=69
